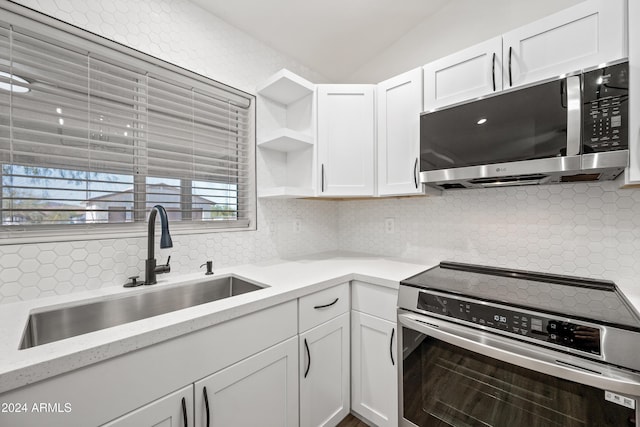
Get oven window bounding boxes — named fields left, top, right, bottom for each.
left=401, top=328, right=635, bottom=427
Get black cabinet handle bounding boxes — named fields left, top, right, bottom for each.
left=314, top=297, right=339, bottom=309
left=390, top=328, right=395, bottom=366
left=181, top=396, right=188, bottom=427
left=508, top=46, right=513, bottom=87
left=304, top=338, right=311, bottom=378
left=203, top=386, right=210, bottom=427
left=491, top=52, right=496, bottom=91
left=321, top=164, right=325, bottom=192
left=413, top=158, right=419, bottom=189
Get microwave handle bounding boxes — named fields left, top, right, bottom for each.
left=565, top=75, right=581, bottom=156
left=398, top=312, right=640, bottom=396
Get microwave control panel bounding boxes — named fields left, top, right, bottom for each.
left=417, top=291, right=601, bottom=355
left=582, top=62, right=628, bottom=152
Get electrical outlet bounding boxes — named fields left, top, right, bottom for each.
left=293, top=218, right=302, bottom=233
left=268, top=221, right=276, bottom=234
left=385, top=217, right=395, bottom=234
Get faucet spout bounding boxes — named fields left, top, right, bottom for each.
left=145, top=205, right=173, bottom=285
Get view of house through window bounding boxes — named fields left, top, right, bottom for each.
left=0, top=18, right=253, bottom=231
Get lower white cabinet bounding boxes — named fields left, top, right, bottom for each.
left=102, top=385, right=193, bottom=427
left=351, top=310, right=398, bottom=427
left=194, top=336, right=299, bottom=427
left=300, top=312, right=350, bottom=427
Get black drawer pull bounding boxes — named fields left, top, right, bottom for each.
left=304, top=338, right=311, bottom=378
left=390, top=328, right=395, bottom=366
left=314, top=297, right=339, bottom=310
left=203, top=386, right=210, bottom=427
left=181, top=396, right=188, bottom=427
left=491, top=52, right=496, bottom=91
left=508, top=46, right=513, bottom=87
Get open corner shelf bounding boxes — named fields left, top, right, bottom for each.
left=257, top=69, right=315, bottom=105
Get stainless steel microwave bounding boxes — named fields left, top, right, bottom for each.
left=419, top=61, right=629, bottom=189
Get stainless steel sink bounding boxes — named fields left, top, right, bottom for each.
left=19, top=276, right=266, bottom=349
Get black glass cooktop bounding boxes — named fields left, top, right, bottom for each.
left=401, top=262, right=640, bottom=330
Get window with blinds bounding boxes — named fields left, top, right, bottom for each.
left=0, top=15, right=254, bottom=236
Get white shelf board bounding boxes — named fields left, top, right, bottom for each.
left=258, top=129, right=313, bottom=152
left=257, top=69, right=315, bottom=105
left=258, top=186, right=315, bottom=199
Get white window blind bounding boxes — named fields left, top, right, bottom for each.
left=0, top=17, right=254, bottom=235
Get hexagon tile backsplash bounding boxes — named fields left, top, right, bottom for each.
left=0, top=199, right=339, bottom=304
left=339, top=179, right=640, bottom=302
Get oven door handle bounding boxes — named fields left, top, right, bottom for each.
left=398, top=313, right=640, bottom=396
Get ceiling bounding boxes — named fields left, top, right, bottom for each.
left=190, top=0, right=449, bottom=82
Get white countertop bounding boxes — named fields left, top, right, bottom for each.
left=0, top=252, right=430, bottom=394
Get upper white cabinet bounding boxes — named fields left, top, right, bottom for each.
left=377, top=68, right=424, bottom=196
left=625, top=0, right=640, bottom=184
left=504, top=0, right=627, bottom=89
left=424, top=0, right=627, bottom=111
left=317, top=85, right=375, bottom=197
left=194, top=336, right=299, bottom=427
left=257, top=69, right=316, bottom=198
left=423, top=37, right=502, bottom=111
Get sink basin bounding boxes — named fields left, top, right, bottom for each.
left=19, top=276, right=266, bottom=349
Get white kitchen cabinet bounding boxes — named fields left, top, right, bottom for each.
left=317, top=84, right=375, bottom=197
left=351, top=281, right=398, bottom=427
left=351, top=311, right=397, bottom=427
left=377, top=68, right=424, bottom=196
left=194, top=336, right=299, bottom=427
left=101, top=385, right=193, bottom=427
left=626, top=0, right=640, bottom=185
left=423, top=37, right=502, bottom=111
left=0, top=301, right=297, bottom=427
left=423, top=0, right=627, bottom=111
left=300, top=313, right=350, bottom=427
left=503, top=0, right=627, bottom=89
left=257, top=69, right=316, bottom=198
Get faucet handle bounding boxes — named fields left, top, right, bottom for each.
left=155, top=256, right=171, bottom=275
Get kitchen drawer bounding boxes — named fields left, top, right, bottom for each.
left=351, top=281, right=397, bottom=322
left=299, top=282, right=350, bottom=332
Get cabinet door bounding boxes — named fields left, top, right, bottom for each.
left=317, top=84, right=375, bottom=196
left=300, top=313, right=350, bottom=427
left=101, top=385, right=193, bottom=427
left=503, top=0, right=627, bottom=89
left=194, top=336, right=299, bottom=427
left=351, top=311, right=397, bottom=427
left=627, top=0, right=640, bottom=184
left=423, top=36, right=502, bottom=111
left=377, top=68, right=423, bottom=196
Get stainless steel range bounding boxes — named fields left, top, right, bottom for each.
left=398, top=262, right=640, bottom=427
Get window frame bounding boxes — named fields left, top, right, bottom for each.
left=0, top=3, right=257, bottom=245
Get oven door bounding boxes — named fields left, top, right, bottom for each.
left=398, top=311, right=640, bottom=427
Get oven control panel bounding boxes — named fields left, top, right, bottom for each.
left=417, top=291, right=601, bottom=355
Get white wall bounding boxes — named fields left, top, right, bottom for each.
left=347, top=0, right=585, bottom=83
left=0, top=0, right=337, bottom=304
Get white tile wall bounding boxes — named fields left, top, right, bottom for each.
left=0, top=0, right=337, bottom=304
left=0, top=199, right=338, bottom=304
left=338, top=179, right=640, bottom=303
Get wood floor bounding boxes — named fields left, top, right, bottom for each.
left=336, top=414, right=370, bottom=427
